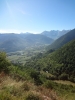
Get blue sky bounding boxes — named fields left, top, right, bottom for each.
left=0, top=0, right=75, bottom=33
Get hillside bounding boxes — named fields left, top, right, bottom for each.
left=0, top=33, right=53, bottom=52
left=48, top=29, right=75, bottom=50
left=25, top=39, right=75, bottom=82
left=49, top=39, right=75, bottom=80
left=0, top=51, right=59, bottom=100
left=41, top=30, right=70, bottom=40
left=0, top=51, right=75, bottom=100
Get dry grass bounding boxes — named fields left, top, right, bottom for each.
left=0, top=76, right=23, bottom=89
left=54, top=80, right=75, bottom=86
left=36, top=86, right=59, bottom=100
left=0, top=75, right=59, bottom=100
left=0, top=74, right=75, bottom=100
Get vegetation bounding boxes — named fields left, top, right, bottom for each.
left=0, top=35, right=75, bottom=99
left=7, top=47, right=46, bottom=65
left=0, top=52, right=10, bottom=73
left=49, top=39, right=75, bottom=82
left=26, top=92, right=41, bottom=100
left=25, top=39, right=75, bottom=82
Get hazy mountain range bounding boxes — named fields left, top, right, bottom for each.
left=0, top=29, right=75, bottom=52
left=41, top=30, right=70, bottom=39
left=0, top=33, right=53, bottom=52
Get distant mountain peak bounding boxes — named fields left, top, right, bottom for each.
left=48, top=28, right=75, bottom=50
left=41, top=30, right=70, bottom=40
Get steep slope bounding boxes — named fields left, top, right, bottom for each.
left=48, top=29, right=75, bottom=50
left=0, top=33, right=53, bottom=52
left=25, top=39, right=75, bottom=82
left=41, top=30, right=70, bottom=40
left=49, top=39, right=75, bottom=78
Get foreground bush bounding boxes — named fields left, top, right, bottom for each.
left=30, top=70, right=43, bottom=85
left=25, top=92, right=40, bottom=100
left=58, top=73, right=68, bottom=80
left=44, top=80, right=55, bottom=89
left=21, top=82, right=30, bottom=91
left=0, top=92, right=12, bottom=100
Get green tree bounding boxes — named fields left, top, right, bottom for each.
left=30, top=70, right=42, bottom=85
left=0, top=52, right=10, bottom=73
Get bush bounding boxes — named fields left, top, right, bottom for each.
left=44, top=80, right=55, bottom=89
left=0, top=92, right=12, bottom=100
left=69, top=76, right=75, bottom=82
left=30, top=71, right=39, bottom=80
left=7, top=86, right=22, bottom=97
left=58, top=73, right=68, bottom=80
left=0, top=52, right=10, bottom=73
left=48, top=75, right=57, bottom=80
left=25, top=92, right=40, bottom=100
left=34, top=78, right=43, bottom=86
left=21, top=82, right=30, bottom=91
left=30, top=71, right=43, bottom=85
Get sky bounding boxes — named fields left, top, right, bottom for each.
left=0, top=0, right=75, bottom=34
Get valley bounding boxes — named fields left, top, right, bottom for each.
left=0, top=0, right=75, bottom=99
left=7, top=46, right=46, bottom=65
left=0, top=29, right=75, bottom=100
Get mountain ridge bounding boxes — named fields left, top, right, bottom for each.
left=0, top=33, right=53, bottom=52
left=41, top=30, right=70, bottom=39
left=48, top=29, right=75, bottom=50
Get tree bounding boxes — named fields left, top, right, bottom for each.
left=0, top=52, right=10, bottom=73
left=30, top=70, right=42, bottom=85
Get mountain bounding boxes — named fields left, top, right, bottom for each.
left=0, top=33, right=53, bottom=52
left=23, top=34, right=53, bottom=44
left=48, top=29, right=75, bottom=50
left=25, top=39, right=75, bottom=82
left=41, top=30, right=70, bottom=40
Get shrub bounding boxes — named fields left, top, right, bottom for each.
left=0, top=52, right=10, bottom=74
left=25, top=92, right=40, bottom=100
left=30, top=71, right=43, bottom=85
left=21, top=82, right=30, bottom=91
left=48, top=75, right=57, bottom=80
left=0, top=92, right=12, bottom=100
left=8, top=86, right=22, bottom=96
left=30, top=71, right=39, bottom=80
left=69, top=76, right=75, bottom=82
left=44, top=80, right=55, bottom=89
left=58, top=73, right=68, bottom=80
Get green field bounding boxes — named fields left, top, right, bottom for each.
left=7, top=47, right=46, bottom=65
